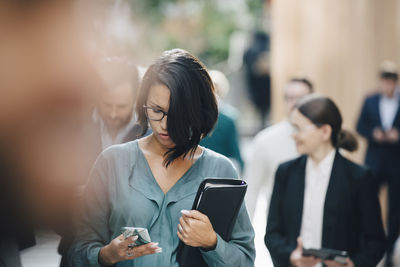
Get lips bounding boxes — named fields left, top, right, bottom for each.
left=158, top=133, right=170, bottom=141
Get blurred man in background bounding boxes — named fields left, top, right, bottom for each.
left=243, top=32, right=271, bottom=130
left=245, top=77, right=313, bottom=219
left=357, top=61, right=400, bottom=267
left=244, top=77, right=313, bottom=267
left=200, top=69, right=244, bottom=172
left=94, top=58, right=144, bottom=152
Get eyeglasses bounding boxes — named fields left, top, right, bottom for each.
left=143, top=105, right=168, bottom=121
left=291, top=123, right=318, bottom=134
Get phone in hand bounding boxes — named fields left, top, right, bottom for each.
left=302, top=247, right=348, bottom=264
left=121, top=227, right=151, bottom=248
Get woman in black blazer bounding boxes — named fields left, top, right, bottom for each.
left=265, top=95, right=386, bottom=267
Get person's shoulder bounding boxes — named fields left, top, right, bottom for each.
left=218, top=111, right=235, bottom=127
left=201, top=147, right=238, bottom=172
left=252, top=121, right=292, bottom=145
left=272, top=156, right=306, bottom=185
left=256, top=121, right=291, bottom=138
left=202, top=147, right=233, bottom=164
left=220, top=103, right=239, bottom=120
left=99, top=140, right=138, bottom=163
left=338, top=153, right=370, bottom=179
left=363, top=92, right=380, bottom=103
left=278, top=155, right=306, bottom=171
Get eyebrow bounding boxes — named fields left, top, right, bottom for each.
left=147, top=101, right=167, bottom=111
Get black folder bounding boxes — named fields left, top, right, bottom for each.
left=177, top=178, right=248, bottom=267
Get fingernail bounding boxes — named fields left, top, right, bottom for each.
left=150, top=242, right=159, bottom=248
left=181, top=210, right=190, bottom=215
left=155, top=248, right=162, bottom=253
left=178, top=225, right=183, bottom=232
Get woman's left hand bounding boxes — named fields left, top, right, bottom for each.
left=324, top=258, right=354, bottom=267
left=177, top=209, right=217, bottom=250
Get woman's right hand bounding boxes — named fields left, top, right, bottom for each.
left=99, top=234, right=162, bottom=266
left=290, top=237, right=321, bottom=267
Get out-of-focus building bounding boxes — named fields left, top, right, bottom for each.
left=269, top=0, right=400, bottom=164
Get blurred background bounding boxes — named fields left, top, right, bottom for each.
left=1, top=0, right=399, bottom=266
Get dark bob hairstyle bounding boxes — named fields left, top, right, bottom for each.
left=295, top=94, right=358, bottom=152
left=136, top=49, right=218, bottom=167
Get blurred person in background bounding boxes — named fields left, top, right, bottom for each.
left=356, top=61, right=400, bottom=267
left=245, top=77, right=313, bottom=220
left=266, top=95, right=386, bottom=267
left=243, top=31, right=271, bottom=130
left=94, top=58, right=147, bottom=152
left=58, top=59, right=144, bottom=267
left=200, top=69, right=244, bottom=172
left=69, top=49, right=255, bottom=267
left=0, top=1, right=101, bottom=266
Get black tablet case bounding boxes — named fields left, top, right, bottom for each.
left=177, top=178, right=247, bottom=267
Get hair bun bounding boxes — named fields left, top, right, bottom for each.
left=337, top=129, right=358, bottom=152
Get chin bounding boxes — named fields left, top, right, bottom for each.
left=296, top=145, right=308, bottom=155
left=106, top=120, right=122, bottom=128
left=156, top=136, right=175, bottom=148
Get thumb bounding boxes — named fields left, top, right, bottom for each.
left=181, top=209, right=206, bottom=221
left=296, top=236, right=303, bottom=250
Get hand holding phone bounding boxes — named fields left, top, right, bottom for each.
left=121, top=227, right=152, bottom=247
left=98, top=227, right=160, bottom=266
left=302, top=247, right=348, bottom=265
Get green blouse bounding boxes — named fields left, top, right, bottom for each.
left=69, top=140, right=255, bottom=267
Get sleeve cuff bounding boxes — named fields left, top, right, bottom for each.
left=88, top=246, right=103, bottom=267
left=200, top=234, right=226, bottom=264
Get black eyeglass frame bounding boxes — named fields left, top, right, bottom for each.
left=143, top=105, right=168, bottom=121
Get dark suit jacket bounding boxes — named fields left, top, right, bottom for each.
left=92, top=122, right=147, bottom=156
left=265, top=152, right=386, bottom=267
left=356, top=93, right=400, bottom=178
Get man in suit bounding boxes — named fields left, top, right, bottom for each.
left=245, top=77, right=313, bottom=267
left=356, top=61, right=400, bottom=267
left=245, top=77, right=313, bottom=219
left=94, top=58, right=144, bottom=152
left=243, top=31, right=271, bottom=130
left=57, top=59, right=145, bottom=267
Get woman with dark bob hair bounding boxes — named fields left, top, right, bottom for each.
left=69, top=49, right=255, bottom=267
left=265, top=95, right=386, bottom=267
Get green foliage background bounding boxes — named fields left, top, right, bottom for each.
left=127, top=0, right=264, bottom=66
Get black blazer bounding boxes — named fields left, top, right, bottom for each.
left=356, top=93, right=400, bottom=177
left=265, top=152, right=386, bottom=267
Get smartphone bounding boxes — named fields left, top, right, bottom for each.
left=121, top=227, right=151, bottom=247
left=302, top=248, right=348, bottom=264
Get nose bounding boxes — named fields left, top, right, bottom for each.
left=160, top=115, right=167, bottom=130
left=110, top=106, right=117, bottom=119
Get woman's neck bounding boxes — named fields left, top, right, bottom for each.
left=145, top=135, right=170, bottom=156
left=142, top=134, right=202, bottom=162
left=309, top=143, right=335, bottom=165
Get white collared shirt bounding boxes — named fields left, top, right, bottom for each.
left=244, top=120, right=298, bottom=219
left=379, top=90, right=399, bottom=131
left=300, top=149, right=336, bottom=250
